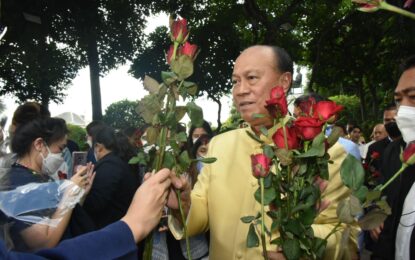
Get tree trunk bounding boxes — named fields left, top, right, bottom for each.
left=86, top=2, right=102, bottom=121
left=39, top=6, right=49, bottom=110
left=211, top=95, right=222, bottom=134
left=358, top=78, right=367, bottom=122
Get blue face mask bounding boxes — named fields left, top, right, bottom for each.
left=196, top=158, right=204, bottom=172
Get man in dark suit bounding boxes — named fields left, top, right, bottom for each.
left=0, top=169, right=172, bottom=259
left=371, top=56, right=415, bottom=259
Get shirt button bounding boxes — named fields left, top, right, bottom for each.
left=236, top=251, right=243, bottom=258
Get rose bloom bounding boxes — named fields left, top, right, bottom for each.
left=265, top=86, right=288, bottom=118
left=313, top=101, right=343, bottom=122
left=294, top=117, right=324, bottom=140
left=402, top=142, right=415, bottom=165
left=251, top=154, right=272, bottom=178
left=272, top=126, right=299, bottom=149
left=371, top=151, right=381, bottom=160
left=179, top=42, right=198, bottom=60
left=171, top=18, right=188, bottom=44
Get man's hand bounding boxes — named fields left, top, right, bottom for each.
left=165, top=172, right=192, bottom=221
left=370, top=222, right=384, bottom=241
left=121, top=168, right=172, bottom=243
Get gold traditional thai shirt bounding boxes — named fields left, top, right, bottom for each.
left=170, top=128, right=359, bottom=259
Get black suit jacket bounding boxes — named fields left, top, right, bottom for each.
left=83, top=152, right=139, bottom=229
left=367, top=137, right=391, bottom=172
left=372, top=139, right=415, bottom=259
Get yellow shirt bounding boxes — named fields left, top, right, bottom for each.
left=170, top=128, right=359, bottom=259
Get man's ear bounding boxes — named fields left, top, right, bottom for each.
left=279, top=72, right=293, bottom=94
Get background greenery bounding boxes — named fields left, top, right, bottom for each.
left=1, top=0, right=413, bottom=135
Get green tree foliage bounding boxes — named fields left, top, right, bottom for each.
left=329, top=95, right=360, bottom=126
left=0, top=0, right=81, bottom=107
left=67, top=124, right=88, bottom=151
left=1, top=0, right=152, bottom=118
left=102, top=99, right=145, bottom=131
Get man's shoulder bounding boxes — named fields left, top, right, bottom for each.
left=211, top=128, right=247, bottom=142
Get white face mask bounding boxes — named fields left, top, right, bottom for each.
left=41, top=145, right=66, bottom=176
left=395, top=105, right=415, bottom=144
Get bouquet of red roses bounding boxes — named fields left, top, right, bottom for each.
left=242, top=86, right=344, bottom=260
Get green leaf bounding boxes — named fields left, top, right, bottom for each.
left=296, top=146, right=322, bottom=158
left=175, top=131, right=188, bottom=143
left=137, top=94, right=163, bottom=124
left=128, top=152, right=148, bottom=165
left=336, top=199, right=355, bottom=224
left=128, top=156, right=141, bottom=165
left=186, top=102, right=204, bottom=127
left=376, top=200, right=391, bottom=215
left=171, top=55, right=194, bottom=80
left=145, top=127, right=159, bottom=145
left=254, top=186, right=277, bottom=205
left=246, top=223, right=260, bottom=248
left=161, top=71, right=178, bottom=85
left=358, top=208, right=388, bottom=230
left=264, top=188, right=277, bottom=204
left=353, top=185, right=369, bottom=203
left=162, top=152, right=176, bottom=169
left=241, top=216, right=255, bottom=223
left=197, top=157, right=217, bottom=164
left=143, top=75, right=160, bottom=94
left=178, top=151, right=192, bottom=170
left=282, top=239, right=301, bottom=260
left=302, top=207, right=317, bottom=226
left=340, top=154, right=365, bottom=190
left=263, top=145, right=274, bottom=159
left=263, top=172, right=273, bottom=188
left=365, top=190, right=382, bottom=203
left=350, top=195, right=363, bottom=216
left=183, top=81, right=198, bottom=96
left=312, top=237, right=327, bottom=259
left=312, top=132, right=325, bottom=147
left=284, top=219, right=303, bottom=236
left=175, top=106, right=187, bottom=121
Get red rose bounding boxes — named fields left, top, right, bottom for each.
left=297, top=97, right=316, bottom=116
left=372, top=171, right=381, bottom=178
left=179, top=42, right=198, bottom=60
left=166, top=45, right=174, bottom=64
left=272, top=126, right=299, bottom=149
left=371, top=151, right=380, bottom=160
left=402, top=142, right=415, bottom=165
left=171, top=18, right=188, bottom=44
left=313, top=101, right=343, bottom=122
left=294, top=117, right=324, bottom=140
left=404, top=0, right=414, bottom=8
left=251, top=154, right=272, bottom=178
left=265, top=86, right=288, bottom=118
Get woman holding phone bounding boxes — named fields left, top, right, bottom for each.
left=2, top=117, right=95, bottom=252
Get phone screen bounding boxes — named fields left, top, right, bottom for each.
left=71, top=151, right=87, bottom=177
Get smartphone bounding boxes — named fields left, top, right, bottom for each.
left=71, top=151, right=87, bottom=177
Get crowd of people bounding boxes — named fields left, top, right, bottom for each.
left=0, top=44, right=414, bottom=260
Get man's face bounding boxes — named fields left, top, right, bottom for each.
left=394, top=67, right=415, bottom=108
left=350, top=128, right=361, bottom=143
left=232, top=46, right=291, bottom=127
left=373, top=124, right=387, bottom=141
left=383, top=109, right=397, bottom=124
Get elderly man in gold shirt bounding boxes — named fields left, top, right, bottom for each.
left=166, top=45, right=359, bottom=259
